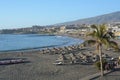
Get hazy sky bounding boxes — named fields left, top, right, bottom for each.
left=0, top=0, right=120, bottom=29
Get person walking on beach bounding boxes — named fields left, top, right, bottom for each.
left=105, top=63, right=110, bottom=71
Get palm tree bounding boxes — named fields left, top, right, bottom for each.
left=83, top=24, right=119, bottom=77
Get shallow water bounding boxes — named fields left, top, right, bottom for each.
left=0, top=34, right=83, bottom=51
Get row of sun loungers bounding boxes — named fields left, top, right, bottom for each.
left=53, top=52, right=98, bottom=65
left=53, top=50, right=113, bottom=65
left=39, top=44, right=87, bottom=54
left=0, top=59, right=28, bottom=65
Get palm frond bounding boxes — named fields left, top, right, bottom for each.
left=90, top=25, right=101, bottom=39
left=107, top=32, right=116, bottom=39
left=101, top=38, right=109, bottom=49
left=86, top=31, right=96, bottom=37
left=100, top=24, right=107, bottom=33
left=109, top=41, right=119, bottom=51
left=99, top=24, right=107, bottom=38
left=82, top=40, right=96, bottom=47
left=91, top=24, right=97, bottom=29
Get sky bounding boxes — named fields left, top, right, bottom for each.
left=0, top=0, right=120, bottom=29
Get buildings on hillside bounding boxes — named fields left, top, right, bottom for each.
left=107, top=22, right=120, bottom=36
left=58, top=22, right=120, bottom=36
left=1, top=22, right=120, bottom=36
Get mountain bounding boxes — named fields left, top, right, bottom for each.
left=57, top=11, right=120, bottom=25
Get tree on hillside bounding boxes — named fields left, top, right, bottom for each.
left=83, top=24, right=119, bottom=77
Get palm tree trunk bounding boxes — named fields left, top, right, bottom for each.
left=99, top=44, right=104, bottom=77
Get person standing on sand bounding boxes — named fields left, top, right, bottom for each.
left=105, top=63, right=110, bottom=71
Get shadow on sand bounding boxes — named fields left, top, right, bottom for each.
left=91, top=67, right=120, bottom=80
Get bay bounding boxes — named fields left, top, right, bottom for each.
left=0, top=34, right=84, bottom=52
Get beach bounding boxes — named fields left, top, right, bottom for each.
left=0, top=35, right=119, bottom=80
left=0, top=51, right=98, bottom=80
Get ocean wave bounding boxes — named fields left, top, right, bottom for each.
left=27, top=34, right=55, bottom=37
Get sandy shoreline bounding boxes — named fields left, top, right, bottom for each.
left=0, top=35, right=119, bottom=80
left=0, top=50, right=99, bottom=80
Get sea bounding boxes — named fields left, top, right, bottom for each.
left=0, top=34, right=84, bottom=52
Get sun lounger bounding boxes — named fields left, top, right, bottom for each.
left=0, top=59, right=27, bottom=65
left=53, top=61, right=63, bottom=65
left=53, top=60, right=71, bottom=65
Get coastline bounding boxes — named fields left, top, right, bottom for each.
left=0, top=34, right=84, bottom=53
left=0, top=34, right=120, bottom=80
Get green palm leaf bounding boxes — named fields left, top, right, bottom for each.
left=109, top=41, right=119, bottom=51
left=82, top=40, right=96, bottom=47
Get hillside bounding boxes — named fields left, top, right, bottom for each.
left=57, top=11, right=120, bottom=25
